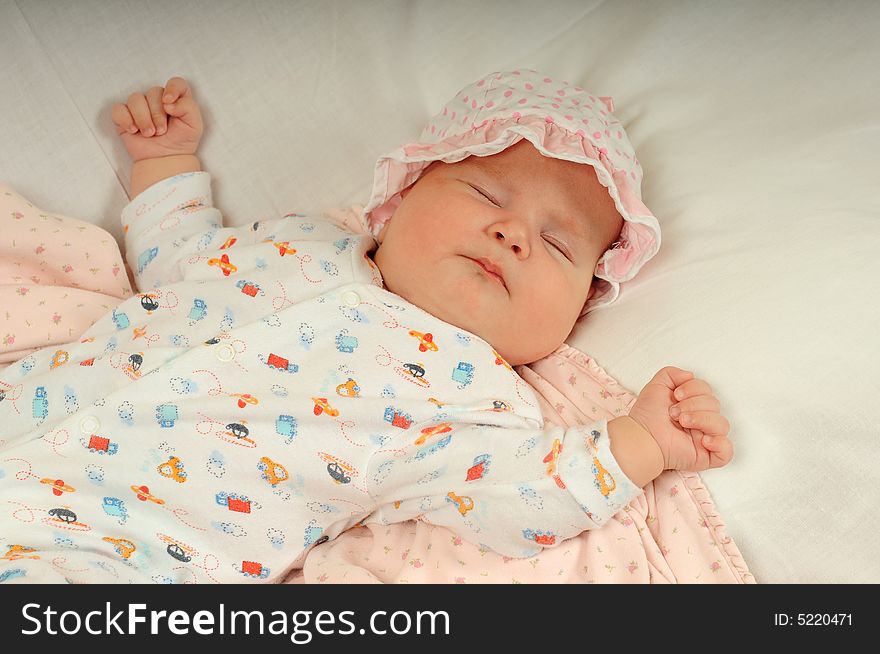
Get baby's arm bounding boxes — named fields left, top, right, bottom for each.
left=365, top=414, right=647, bottom=558
left=111, top=77, right=204, bottom=199
left=364, top=367, right=731, bottom=557
left=131, top=154, right=201, bottom=199
left=606, top=415, right=664, bottom=487
left=112, top=78, right=222, bottom=291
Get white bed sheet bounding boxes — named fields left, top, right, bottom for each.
left=1, top=0, right=877, bottom=583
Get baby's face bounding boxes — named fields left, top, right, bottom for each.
left=372, top=140, right=623, bottom=366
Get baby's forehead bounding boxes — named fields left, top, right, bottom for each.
left=457, top=151, right=608, bottom=230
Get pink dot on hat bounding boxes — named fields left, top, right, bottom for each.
left=543, top=77, right=552, bottom=83
left=486, top=101, right=494, bottom=108
left=525, top=83, right=533, bottom=90
left=518, top=98, right=527, bottom=104
left=504, top=90, right=512, bottom=97
left=593, top=131, right=602, bottom=139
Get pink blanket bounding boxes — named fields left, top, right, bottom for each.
left=0, top=184, right=133, bottom=369
left=0, top=190, right=754, bottom=583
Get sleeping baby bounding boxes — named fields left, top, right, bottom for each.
left=0, top=70, right=732, bottom=583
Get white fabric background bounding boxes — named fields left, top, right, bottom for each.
left=1, top=0, right=877, bottom=583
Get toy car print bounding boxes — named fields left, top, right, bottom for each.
left=326, top=461, right=351, bottom=484
left=238, top=560, right=270, bottom=579
left=85, top=434, right=119, bottom=455
left=32, top=386, right=48, bottom=419
left=445, top=491, right=474, bottom=516
left=334, top=332, right=358, bottom=353
left=403, top=363, right=426, bottom=379
left=156, top=403, right=179, bottom=428
left=215, top=491, right=253, bottom=514
left=335, top=378, right=360, bottom=397
left=157, top=456, right=188, bottom=483
left=452, top=361, right=475, bottom=386
left=522, top=528, right=556, bottom=546
left=111, top=309, right=130, bottom=330
left=265, top=353, right=299, bottom=373
left=465, top=454, right=491, bottom=481
left=275, top=414, right=298, bottom=442
left=102, top=537, right=136, bottom=559
left=383, top=406, right=413, bottom=429
left=226, top=422, right=250, bottom=439
left=257, top=456, right=289, bottom=487
left=236, top=279, right=264, bottom=297
left=166, top=543, right=192, bottom=563
left=102, top=497, right=128, bottom=522
left=139, top=294, right=160, bottom=312
left=189, top=298, right=207, bottom=321
left=47, top=508, right=77, bottom=524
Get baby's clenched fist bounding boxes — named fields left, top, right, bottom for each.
left=111, top=76, right=203, bottom=163
left=628, top=366, right=733, bottom=473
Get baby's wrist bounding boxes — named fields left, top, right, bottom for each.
left=130, top=154, right=201, bottom=199
left=607, top=416, right=664, bottom=487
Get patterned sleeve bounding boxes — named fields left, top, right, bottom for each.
left=364, top=418, right=643, bottom=558
left=121, top=172, right=271, bottom=292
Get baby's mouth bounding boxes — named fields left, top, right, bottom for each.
left=465, top=257, right=507, bottom=291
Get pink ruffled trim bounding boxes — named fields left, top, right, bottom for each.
left=677, top=470, right=755, bottom=583
left=362, top=114, right=661, bottom=314
left=521, top=344, right=755, bottom=584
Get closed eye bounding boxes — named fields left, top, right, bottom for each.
left=468, top=183, right=501, bottom=207
left=543, top=235, right=572, bottom=261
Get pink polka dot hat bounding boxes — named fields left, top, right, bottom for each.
left=361, top=69, right=661, bottom=314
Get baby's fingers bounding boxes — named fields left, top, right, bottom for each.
left=145, top=86, right=168, bottom=135
left=669, top=395, right=720, bottom=421
left=678, top=410, right=730, bottom=437
left=162, top=76, right=191, bottom=104
left=701, top=432, right=734, bottom=468
left=111, top=103, right=138, bottom=135
left=673, top=377, right=713, bottom=402
left=125, top=91, right=157, bottom=136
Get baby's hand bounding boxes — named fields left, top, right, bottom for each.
left=628, top=367, right=733, bottom=472
left=111, top=77, right=203, bottom=163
